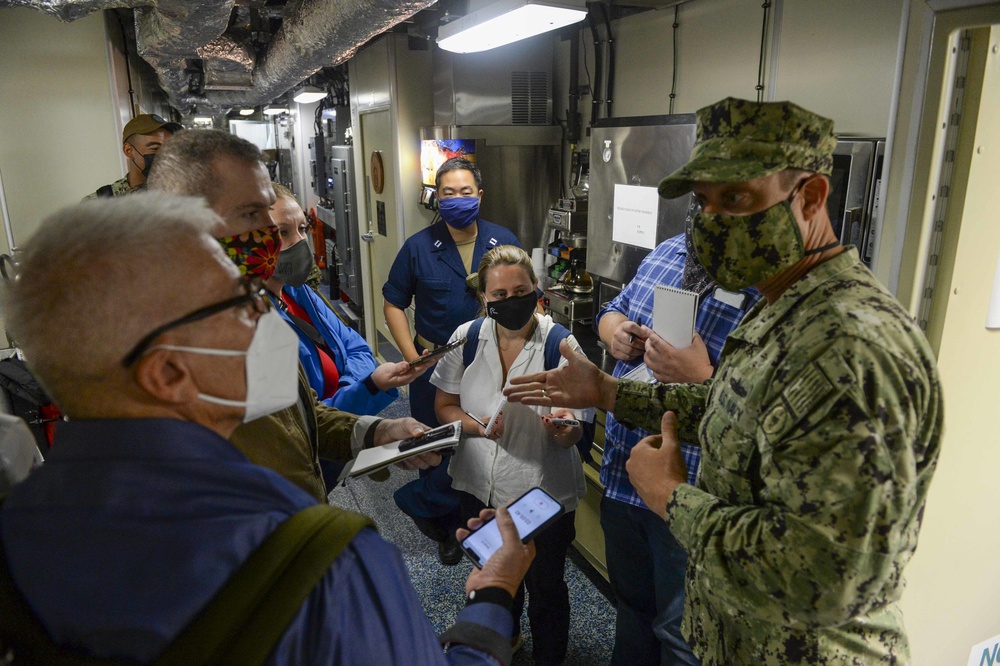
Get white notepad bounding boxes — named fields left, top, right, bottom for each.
left=652, top=284, right=699, bottom=348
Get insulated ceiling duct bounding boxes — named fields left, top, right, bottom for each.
left=1, top=0, right=439, bottom=112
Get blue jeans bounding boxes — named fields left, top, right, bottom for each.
left=601, top=494, right=700, bottom=666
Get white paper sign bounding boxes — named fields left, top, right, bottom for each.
left=612, top=184, right=659, bottom=250
left=967, top=631, right=1000, bottom=666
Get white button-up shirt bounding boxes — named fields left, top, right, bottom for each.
left=431, top=315, right=591, bottom=511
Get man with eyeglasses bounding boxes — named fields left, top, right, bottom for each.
left=0, top=193, right=535, bottom=664
left=504, top=98, right=943, bottom=664
left=148, top=129, right=427, bottom=500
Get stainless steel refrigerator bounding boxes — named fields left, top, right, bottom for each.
left=586, top=115, right=698, bottom=308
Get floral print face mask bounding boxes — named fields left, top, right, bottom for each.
left=219, top=227, right=282, bottom=280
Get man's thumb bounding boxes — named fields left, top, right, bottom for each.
left=559, top=337, right=585, bottom=362
left=661, top=410, right=677, bottom=435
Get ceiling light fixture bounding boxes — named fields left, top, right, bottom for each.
left=238, top=108, right=255, bottom=116
left=293, top=85, right=327, bottom=104
left=263, top=105, right=288, bottom=116
left=437, top=0, right=587, bottom=54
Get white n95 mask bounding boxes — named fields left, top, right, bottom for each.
left=150, top=309, right=300, bottom=423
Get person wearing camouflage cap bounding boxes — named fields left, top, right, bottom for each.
left=504, top=97, right=943, bottom=664
left=82, top=113, right=182, bottom=201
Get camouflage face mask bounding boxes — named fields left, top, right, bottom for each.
left=688, top=180, right=810, bottom=291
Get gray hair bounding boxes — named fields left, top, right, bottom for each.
left=148, top=128, right=263, bottom=204
left=2, top=193, right=221, bottom=412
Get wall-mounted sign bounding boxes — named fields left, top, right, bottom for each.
left=376, top=200, right=387, bottom=237
left=612, top=184, right=658, bottom=250
left=420, top=139, right=476, bottom=188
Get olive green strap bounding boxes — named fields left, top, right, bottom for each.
left=155, top=504, right=374, bottom=666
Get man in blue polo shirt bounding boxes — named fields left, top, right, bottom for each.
left=383, top=157, right=521, bottom=564
left=597, top=228, right=760, bottom=665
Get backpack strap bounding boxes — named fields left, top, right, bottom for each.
left=156, top=504, right=373, bottom=666
left=462, top=318, right=486, bottom=368
left=0, top=497, right=373, bottom=666
left=542, top=323, right=571, bottom=371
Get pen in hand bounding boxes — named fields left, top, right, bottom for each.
left=463, top=410, right=487, bottom=428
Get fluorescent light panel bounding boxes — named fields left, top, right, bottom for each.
left=437, top=0, right=586, bottom=54
left=293, top=85, right=327, bottom=104
left=263, top=105, right=288, bottom=116
left=238, top=108, right=255, bottom=116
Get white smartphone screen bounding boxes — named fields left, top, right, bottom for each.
left=459, top=487, right=563, bottom=568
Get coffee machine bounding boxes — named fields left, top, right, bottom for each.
left=542, top=199, right=594, bottom=334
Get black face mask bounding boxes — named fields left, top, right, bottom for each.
left=130, top=151, right=156, bottom=179
left=274, top=239, right=314, bottom=287
left=485, top=292, right=537, bottom=331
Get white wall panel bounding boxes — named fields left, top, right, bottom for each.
left=0, top=8, right=120, bottom=253
left=775, top=0, right=905, bottom=135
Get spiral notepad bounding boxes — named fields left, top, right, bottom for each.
left=652, top=284, right=698, bottom=348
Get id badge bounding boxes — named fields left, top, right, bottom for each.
left=712, top=287, right=746, bottom=310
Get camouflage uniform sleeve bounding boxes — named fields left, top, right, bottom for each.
left=664, top=338, right=941, bottom=628
left=613, top=379, right=710, bottom=442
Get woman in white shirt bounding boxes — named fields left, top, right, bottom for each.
left=430, top=245, right=592, bottom=665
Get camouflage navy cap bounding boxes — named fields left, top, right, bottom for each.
left=122, top=114, right=182, bottom=143
left=658, top=98, right=836, bottom=199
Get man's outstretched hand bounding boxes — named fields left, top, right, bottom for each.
left=504, top=339, right=617, bottom=412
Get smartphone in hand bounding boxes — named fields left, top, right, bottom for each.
left=409, top=337, right=466, bottom=367
left=548, top=417, right=580, bottom=428
left=459, top=487, right=564, bottom=568
left=397, top=423, right=457, bottom=452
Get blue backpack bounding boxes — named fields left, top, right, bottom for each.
left=461, top=317, right=595, bottom=459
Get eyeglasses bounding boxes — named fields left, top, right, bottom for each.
left=121, top=278, right=271, bottom=367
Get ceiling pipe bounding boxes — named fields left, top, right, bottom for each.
left=133, top=1, right=234, bottom=58
left=198, top=0, right=439, bottom=108
left=0, top=0, right=143, bottom=21
left=2, top=0, right=438, bottom=111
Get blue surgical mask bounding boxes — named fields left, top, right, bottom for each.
left=438, top=196, right=480, bottom=230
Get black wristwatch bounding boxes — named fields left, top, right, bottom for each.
left=465, top=586, right=513, bottom=609
left=363, top=374, right=380, bottom=395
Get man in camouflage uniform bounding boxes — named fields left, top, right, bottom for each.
left=505, top=97, right=943, bottom=664
left=83, top=113, right=181, bottom=200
